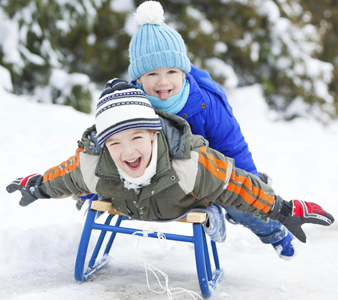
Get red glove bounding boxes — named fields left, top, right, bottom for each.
left=270, top=197, right=334, bottom=243
left=292, top=200, right=333, bottom=223
left=6, top=174, right=50, bottom=206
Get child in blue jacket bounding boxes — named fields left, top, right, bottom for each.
left=126, top=1, right=295, bottom=259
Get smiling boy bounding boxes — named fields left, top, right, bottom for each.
left=136, top=67, right=185, bottom=101
left=7, top=79, right=334, bottom=245
left=106, top=129, right=157, bottom=178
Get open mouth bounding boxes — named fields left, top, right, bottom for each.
left=156, top=89, right=172, bottom=100
left=124, top=157, right=142, bottom=170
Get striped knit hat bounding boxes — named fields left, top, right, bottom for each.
left=128, top=1, right=191, bottom=81
left=95, top=78, right=162, bottom=147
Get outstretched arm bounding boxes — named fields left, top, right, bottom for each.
left=193, top=144, right=334, bottom=243
left=6, top=147, right=95, bottom=205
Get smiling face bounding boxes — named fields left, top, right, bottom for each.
left=105, top=129, right=157, bottom=178
left=137, top=67, right=185, bottom=101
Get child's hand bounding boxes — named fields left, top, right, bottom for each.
left=6, top=174, right=50, bottom=206
left=270, top=197, right=334, bottom=243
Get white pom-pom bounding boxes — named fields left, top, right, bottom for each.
left=135, top=1, right=165, bottom=26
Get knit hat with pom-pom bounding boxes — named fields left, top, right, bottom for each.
left=128, top=1, right=191, bottom=81
left=95, top=78, right=162, bottom=147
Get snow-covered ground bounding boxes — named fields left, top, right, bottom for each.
left=1, top=82, right=337, bottom=300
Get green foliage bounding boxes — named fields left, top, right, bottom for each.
left=155, top=0, right=336, bottom=120
left=81, top=2, right=130, bottom=82
left=299, top=0, right=338, bottom=116
left=0, top=0, right=337, bottom=120
left=0, top=0, right=98, bottom=112
left=63, top=84, right=92, bottom=114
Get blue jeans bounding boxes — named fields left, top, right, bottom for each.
left=224, top=206, right=287, bottom=244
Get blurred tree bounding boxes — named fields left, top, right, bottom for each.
left=153, top=0, right=335, bottom=121
left=299, top=0, right=338, bottom=116
left=0, top=0, right=336, bottom=120
left=0, top=0, right=101, bottom=113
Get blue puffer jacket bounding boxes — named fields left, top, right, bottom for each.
left=176, top=65, right=258, bottom=175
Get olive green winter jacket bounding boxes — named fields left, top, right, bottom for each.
left=42, top=110, right=277, bottom=221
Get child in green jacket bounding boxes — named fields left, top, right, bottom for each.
left=6, top=79, right=334, bottom=244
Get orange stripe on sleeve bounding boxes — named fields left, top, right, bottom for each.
left=199, top=147, right=228, bottom=171
left=227, top=182, right=271, bottom=213
left=43, top=148, right=83, bottom=183
left=232, top=174, right=274, bottom=205
left=228, top=172, right=274, bottom=213
left=198, top=146, right=273, bottom=213
left=198, top=153, right=226, bottom=182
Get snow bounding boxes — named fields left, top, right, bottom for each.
left=124, top=12, right=139, bottom=36
left=50, top=69, right=90, bottom=91
left=86, top=34, right=97, bottom=46
left=55, top=20, right=70, bottom=34
left=0, top=11, right=24, bottom=69
left=18, top=44, right=45, bottom=66
left=0, top=1, right=337, bottom=297
left=0, top=66, right=13, bottom=91
left=110, top=0, right=134, bottom=13
left=185, top=6, right=214, bottom=35
left=0, top=72, right=337, bottom=300
left=258, top=0, right=281, bottom=22
left=205, top=58, right=239, bottom=89
left=250, top=42, right=260, bottom=62
left=214, top=42, right=228, bottom=55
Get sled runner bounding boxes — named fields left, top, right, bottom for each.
left=74, top=195, right=224, bottom=297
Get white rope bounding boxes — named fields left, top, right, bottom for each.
left=131, top=224, right=204, bottom=300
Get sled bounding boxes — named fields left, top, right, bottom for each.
left=74, top=196, right=223, bottom=298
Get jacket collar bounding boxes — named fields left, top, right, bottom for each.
left=156, top=109, right=193, bottom=160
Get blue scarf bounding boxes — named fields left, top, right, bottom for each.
left=136, top=79, right=190, bottom=115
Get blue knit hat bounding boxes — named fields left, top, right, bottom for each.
left=128, top=1, right=191, bottom=81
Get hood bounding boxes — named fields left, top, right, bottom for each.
left=77, top=124, right=101, bottom=155
left=156, top=109, right=194, bottom=160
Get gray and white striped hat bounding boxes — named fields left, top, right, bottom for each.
left=95, top=78, right=162, bottom=147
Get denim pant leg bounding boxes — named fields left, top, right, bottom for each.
left=224, top=206, right=287, bottom=244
